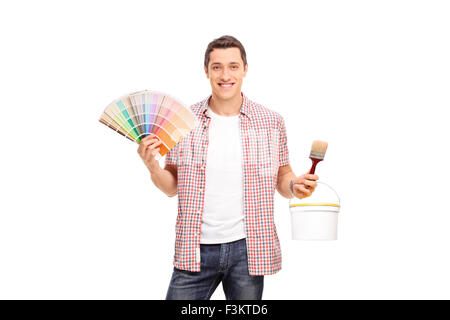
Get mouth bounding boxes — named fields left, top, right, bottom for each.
left=218, top=82, right=235, bottom=89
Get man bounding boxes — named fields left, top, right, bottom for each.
left=137, top=35, right=319, bottom=300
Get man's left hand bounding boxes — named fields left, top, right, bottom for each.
left=291, top=173, right=319, bottom=199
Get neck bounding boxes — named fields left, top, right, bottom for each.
left=208, top=92, right=242, bottom=116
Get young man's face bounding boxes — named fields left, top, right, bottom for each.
left=204, top=47, right=248, bottom=101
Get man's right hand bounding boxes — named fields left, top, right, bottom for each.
left=137, top=134, right=163, bottom=174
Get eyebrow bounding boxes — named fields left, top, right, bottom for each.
left=211, top=62, right=240, bottom=66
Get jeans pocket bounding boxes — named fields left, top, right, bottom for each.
left=171, top=267, right=197, bottom=287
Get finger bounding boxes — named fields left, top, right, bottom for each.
left=145, top=140, right=162, bottom=153
left=141, top=133, right=156, bottom=142
left=140, top=138, right=153, bottom=149
left=304, top=180, right=317, bottom=189
left=141, top=135, right=159, bottom=146
left=137, top=141, right=147, bottom=155
left=294, top=184, right=311, bottom=196
left=142, top=139, right=161, bottom=151
left=138, top=143, right=147, bottom=156
left=306, top=174, right=319, bottom=181
left=140, top=136, right=152, bottom=144
left=142, top=142, right=154, bottom=159
left=299, top=185, right=311, bottom=195
left=144, top=144, right=161, bottom=160
left=292, top=176, right=306, bottom=184
left=296, top=190, right=311, bottom=198
left=143, top=143, right=156, bottom=160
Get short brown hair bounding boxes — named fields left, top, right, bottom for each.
left=204, top=35, right=247, bottom=70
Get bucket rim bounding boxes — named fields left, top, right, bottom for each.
left=289, top=203, right=340, bottom=207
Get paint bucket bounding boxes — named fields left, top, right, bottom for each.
left=289, top=181, right=341, bottom=240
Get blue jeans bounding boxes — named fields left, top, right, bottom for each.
left=165, top=238, right=264, bottom=300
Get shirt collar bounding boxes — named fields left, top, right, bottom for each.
left=199, top=92, right=252, bottom=120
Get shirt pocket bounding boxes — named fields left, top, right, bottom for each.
left=178, top=128, right=205, bottom=167
left=256, top=128, right=279, bottom=182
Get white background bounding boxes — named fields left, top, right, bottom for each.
left=1, top=0, right=449, bottom=299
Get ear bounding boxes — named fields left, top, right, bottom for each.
left=243, top=63, right=248, bottom=77
left=204, top=65, right=209, bottom=78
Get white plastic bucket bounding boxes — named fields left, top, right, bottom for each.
left=289, top=181, right=340, bottom=240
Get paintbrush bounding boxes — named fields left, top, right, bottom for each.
left=309, top=140, right=328, bottom=174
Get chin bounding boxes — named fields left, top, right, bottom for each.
left=214, top=88, right=240, bottom=98
left=219, top=93, right=236, bottom=100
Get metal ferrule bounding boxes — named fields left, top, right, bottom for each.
left=309, top=150, right=325, bottom=159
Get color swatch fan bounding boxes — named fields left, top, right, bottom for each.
left=99, top=90, right=198, bottom=159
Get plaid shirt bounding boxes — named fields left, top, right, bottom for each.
left=164, top=92, right=289, bottom=275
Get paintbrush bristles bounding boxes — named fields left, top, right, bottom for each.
left=309, top=140, right=328, bottom=160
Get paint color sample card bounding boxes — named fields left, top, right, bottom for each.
left=99, top=90, right=199, bottom=157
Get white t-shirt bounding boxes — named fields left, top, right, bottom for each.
left=200, top=106, right=246, bottom=244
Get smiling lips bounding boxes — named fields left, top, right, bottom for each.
left=219, top=83, right=235, bottom=90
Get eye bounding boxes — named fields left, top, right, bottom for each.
left=213, top=66, right=220, bottom=70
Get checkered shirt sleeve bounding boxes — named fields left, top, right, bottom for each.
left=278, top=116, right=290, bottom=167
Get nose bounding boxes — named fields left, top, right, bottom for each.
left=220, top=68, right=231, bottom=81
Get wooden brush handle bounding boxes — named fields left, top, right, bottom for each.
left=309, top=158, right=323, bottom=174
